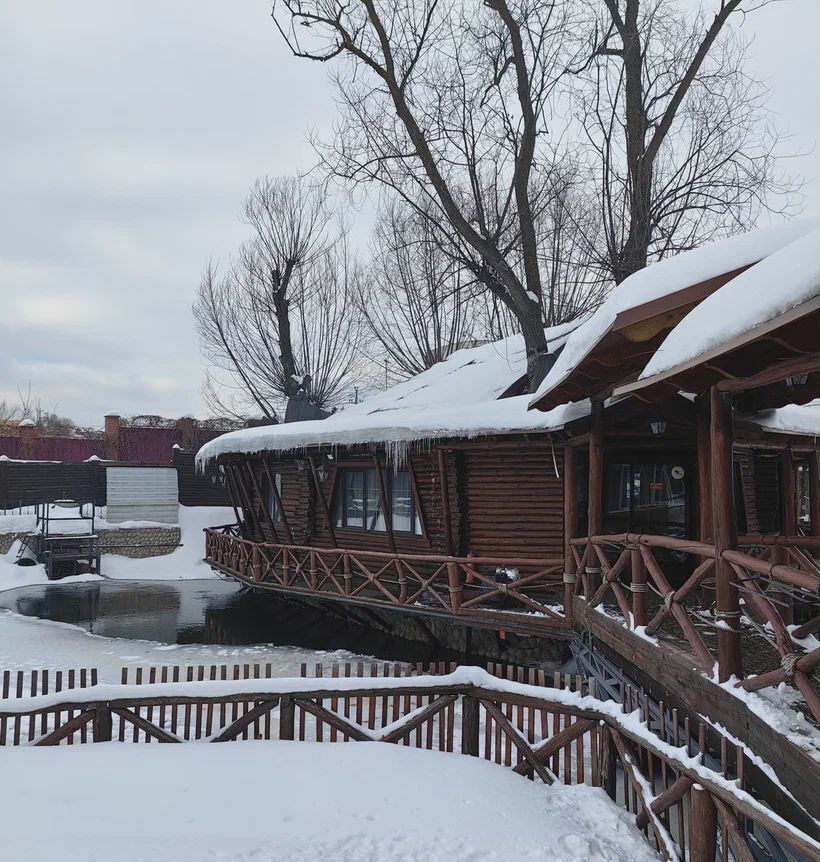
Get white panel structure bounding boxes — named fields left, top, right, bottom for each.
left=105, top=467, right=179, bottom=524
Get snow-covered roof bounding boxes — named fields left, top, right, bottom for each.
left=635, top=227, right=820, bottom=384
left=528, top=219, right=820, bottom=410
left=197, top=322, right=587, bottom=465
left=749, top=400, right=820, bottom=437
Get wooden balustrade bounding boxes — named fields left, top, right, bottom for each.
left=569, top=532, right=820, bottom=723
left=204, top=529, right=569, bottom=638
left=1, top=665, right=817, bottom=862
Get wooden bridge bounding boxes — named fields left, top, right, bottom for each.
left=2, top=661, right=819, bottom=861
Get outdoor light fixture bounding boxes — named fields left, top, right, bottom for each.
left=649, top=420, right=667, bottom=436
left=786, top=374, right=808, bottom=388
left=317, top=464, right=329, bottom=483
left=295, top=459, right=306, bottom=472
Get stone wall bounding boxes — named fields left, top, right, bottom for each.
left=97, top=526, right=181, bottom=559
left=0, top=532, right=27, bottom=555
left=0, top=526, right=181, bottom=560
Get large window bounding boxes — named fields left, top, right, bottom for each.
left=334, top=468, right=422, bottom=535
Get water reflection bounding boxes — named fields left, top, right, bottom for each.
left=0, top=580, right=467, bottom=665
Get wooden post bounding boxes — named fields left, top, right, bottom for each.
left=263, top=459, right=294, bottom=543
left=461, top=695, right=480, bottom=756
left=810, top=450, right=820, bottom=538
left=696, top=395, right=716, bottom=610
left=599, top=724, right=617, bottom=801
left=563, top=444, right=577, bottom=620
left=308, top=455, right=338, bottom=548
left=447, top=561, right=462, bottom=612
left=710, top=388, right=742, bottom=682
left=372, top=453, right=397, bottom=554
left=229, top=463, right=261, bottom=542
left=774, top=449, right=796, bottom=624
left=630, top=546, right=647, bottom=626
left=437, top=448, right=454, bottom=556
left=252, top=544, right=261, bottom=582
left=279, top=696, right=295, bottom=740
left=246, top=462, right=279, bottom=543
left=94, top=704, right=112, bottom=743
left=688, top=784, right=718, bottom=862
left=586, top=399, right=605, bottom=596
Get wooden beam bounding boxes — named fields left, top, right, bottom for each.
left=716, top=350, right=820, bottom=394
left=372, top=453, right=396, bottom=554
left=229, top=464, right=262, bottom=542
left=406, top=454, right=428, bottom=540
left=263, top=458, right=294, bottom=544
left=810, top=450, right=820, bottom=538
left=245, top=462, right=280, bottom=544
left=308, top=456, right=337, bottom=548
left=710, top=388, right=743, bottom=681
left=774, top=448, right=797, bottom=623
left=437, top=448, right=454, bottom=556
left=562, top=444, right=577, bottom=618
left=587, top=399, right=604, bottom=595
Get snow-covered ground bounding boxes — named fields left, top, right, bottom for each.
left=0, top=505, right=231, bottom=590
left=0, top=741, right=660, bottom=862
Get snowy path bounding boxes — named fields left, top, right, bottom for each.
left=0, top=741, right=660, bottom=862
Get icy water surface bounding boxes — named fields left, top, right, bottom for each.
left=0, top=578, right=463, bottom=679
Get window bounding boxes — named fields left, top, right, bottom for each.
left=262, top=471, right=283, bottom=522
left=604, top=461, right=688, bottom=537
left=334, top=468, right=422, bottom=535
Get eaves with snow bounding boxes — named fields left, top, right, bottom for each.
left=528, top=218, right=820, bottom=413
left=197, top=320, right=589, bottom=467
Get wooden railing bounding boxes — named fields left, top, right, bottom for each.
left=205, top=527, right=568, bottom=637
left=1, top=665, right=817, bottom=862
left=570, top=533, right=820, bottom=723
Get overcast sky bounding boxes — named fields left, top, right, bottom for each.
left=1, top=1, right=818, bottom=427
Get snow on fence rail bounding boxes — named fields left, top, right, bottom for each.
left=0, top=664, right=817, bottom=862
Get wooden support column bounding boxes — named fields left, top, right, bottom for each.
left=245, top=462, right=279, bottom=544
left=308, top=456, right=338, bottom=548
left=229, top=463, right=261, bottom=542
left=630, top=546, right=647, bottom=626
left=562, top=444, right=577, bottom=620
left=461, top=695, right=480, bottom=757
left=437, top=448, right=454, bottom=556
left=279, top=696, right=295, bottom=740
left=688, top=785, right=718, bottom=862
left=696, top=394, right=715, bottom=610
left=222, top=464, right=243, bottom=533
left=710, top=388, right=743, bottom=682
left=774, top=449, right=796, bottom=624
left=810, top=450, right=820, bottom=537
left=587, top=399, right=605, bottom=596
left=263, top=459, right=294, bottom=544
left=372, top=454, right=396, bottom=554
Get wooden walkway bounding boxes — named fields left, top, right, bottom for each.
left=1, top=663, right=818, bottom=862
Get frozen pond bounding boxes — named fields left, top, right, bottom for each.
left=0, top=578, right=458, bottom=681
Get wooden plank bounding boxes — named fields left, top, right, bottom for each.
left=210, top=700, right=279, bottom=742
left=34, top=710, right=95, bottom=747
left=112, top=707, right=181, bottom=743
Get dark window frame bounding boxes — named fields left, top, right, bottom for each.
left=333, top=467, right=422, bottom=535
left=261, top=470, right=283, bottom=523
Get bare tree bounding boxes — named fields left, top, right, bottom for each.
left=272, top=0, right=591, bottom=387
left=194, top=176, right=364, bottom=419
left=577, top=0, right=794, bottom=283
left=356, top=199, right=479, bottom=379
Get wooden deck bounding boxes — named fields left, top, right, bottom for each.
left=1, top=662, right=818, bottom=861
left=204, top=526, right=572, bottom=639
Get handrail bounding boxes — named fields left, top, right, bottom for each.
left=204, top=529, right=563, bottom=569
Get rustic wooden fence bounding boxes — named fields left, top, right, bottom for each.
left=205, top=527, right=569, bottom=638
left=1, top=664, right=817, bottom=862
left=570, top=532, right=820, bottom=723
